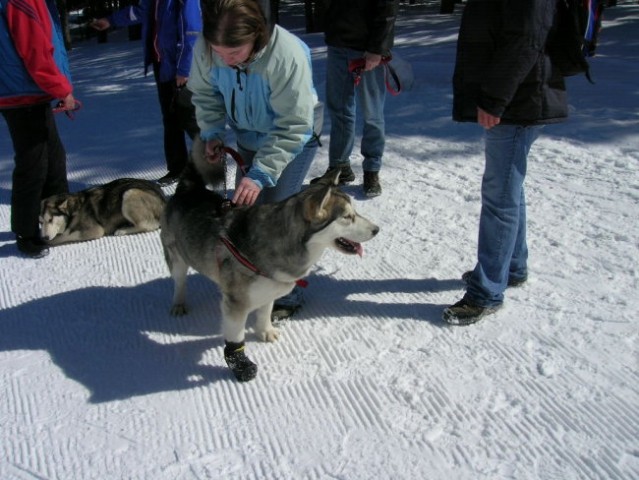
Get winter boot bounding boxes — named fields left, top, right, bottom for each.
left=442, top=296, right=501, bottom=326
left=310, top=164, right=355, bottom=185
left=363, top=171, right=381, bottom=197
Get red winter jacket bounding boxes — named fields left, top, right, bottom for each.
left=0, top=0, right=72, bottom=109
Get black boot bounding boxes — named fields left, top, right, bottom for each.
left=16, top=235, right=49, bottom=259
left=363, top=171, right=381, bottom=197
left=310, top=164, right=355, bottom=185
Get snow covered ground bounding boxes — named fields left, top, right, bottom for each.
left=1, top=2, right=638, bottom=479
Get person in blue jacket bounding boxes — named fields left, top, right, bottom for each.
left=1, top=0, right=77, bottom=258
left=91, top=0, right=202, bottom=186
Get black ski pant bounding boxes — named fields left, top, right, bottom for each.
left=2, top=103, right=69, bottom=238
left=153, top=63, right=199, bottom=176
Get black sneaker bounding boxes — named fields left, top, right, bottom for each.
left=310, top=165, right=355, bottom=185
left=16, top=236, right=49, bottom=259
left=363, top=171, right=381, bottom=197
left=156, top=172, right=180, bottom=186
left=461, top=270, right=527, bottom=288
left=443, top=297, right=501, bottom=326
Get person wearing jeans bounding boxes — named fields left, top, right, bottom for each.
left=444, top=0, right=569, bottom=325
left=325, top=46, right=386, bottom=183
left=189, top=0, right=322, bottom=320
left=311, top=0, right=398, bottom=198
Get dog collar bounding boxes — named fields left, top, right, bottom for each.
left=220, top=236, right=308, bottom=287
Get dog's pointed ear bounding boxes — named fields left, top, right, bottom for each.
left=303, top=185, right=332, bottom=223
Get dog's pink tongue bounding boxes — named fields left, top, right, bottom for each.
left=356, top=243, right=363, bottom=257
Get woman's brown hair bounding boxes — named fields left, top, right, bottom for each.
left=202, top=0, right=270, bottom=53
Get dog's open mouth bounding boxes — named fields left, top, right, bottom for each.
left=335, top=237, right=363, bottom=257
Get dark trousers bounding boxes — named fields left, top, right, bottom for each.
left=153, top=64, right=199, bottom=176
left=2, top=103, right=69, bottom=238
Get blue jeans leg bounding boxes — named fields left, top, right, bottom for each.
left=326, top=46, right=357, bottom=167
left=359, top=61, right=386, bottom=172
left=236, top=136, right=319, bottom=205
left=466, top=124, right=541, bottom=307
left=326, top=46, right=386, bottom=172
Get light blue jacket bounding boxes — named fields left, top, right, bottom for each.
left=188, top=25, right=319, bottom=188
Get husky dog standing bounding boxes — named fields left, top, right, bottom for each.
left=40, top=178, right=166, bottom=245
left=161, top=138, right=379, bottom=382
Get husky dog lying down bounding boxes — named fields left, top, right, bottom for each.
left=40, top=178, right=166, bottom=245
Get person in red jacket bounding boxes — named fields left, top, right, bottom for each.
left=0, top=0, right=78, bottom=258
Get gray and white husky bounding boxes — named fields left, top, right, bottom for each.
left=40, top=178, right=166, bottom=245
left=160, top=138, right=379, bottom=382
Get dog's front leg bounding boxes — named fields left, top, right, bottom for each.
left=255, top=301, right=280, bottom=342
left=221, top=297, right=257, bottom=382
left=47, top=226, right=103, bottom=245
left=165, top=248, right=189, bottom=315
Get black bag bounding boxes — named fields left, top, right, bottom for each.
left=546, top=0, right=605, bottom=83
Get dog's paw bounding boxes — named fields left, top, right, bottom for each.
left=225, top=349, right=258, bottom=382
left=113, top=229, right=127, bottom=236
left=170, top=304, right=188, bottom=316
left=260, top=328, right=280, bottom=343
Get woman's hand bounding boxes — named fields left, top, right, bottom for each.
left=232, top=177, right=261, bottom=206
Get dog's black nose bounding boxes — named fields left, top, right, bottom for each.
left=371, top=226, right=380, bottom=236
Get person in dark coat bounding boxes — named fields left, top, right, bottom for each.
left=91, top=0, right=202, bottom=186
left=0, top=0, right=77, bottom=258
left=311, top=0, right=398, bottom=197
left=443, top=0, right=569, bottom=325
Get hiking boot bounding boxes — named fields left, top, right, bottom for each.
left=443, top=297, right=501, bottom=326
left=363, top=171, right=381, bottom=197
left=271, top=284, right=304, bottom=322
left=310, top=165, right=355, bottom=185
left=16, top=235, right=49, bottom=259
left=461, top=270, right=528, bottom=288
left=156, top=172, right=180, bottom=186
